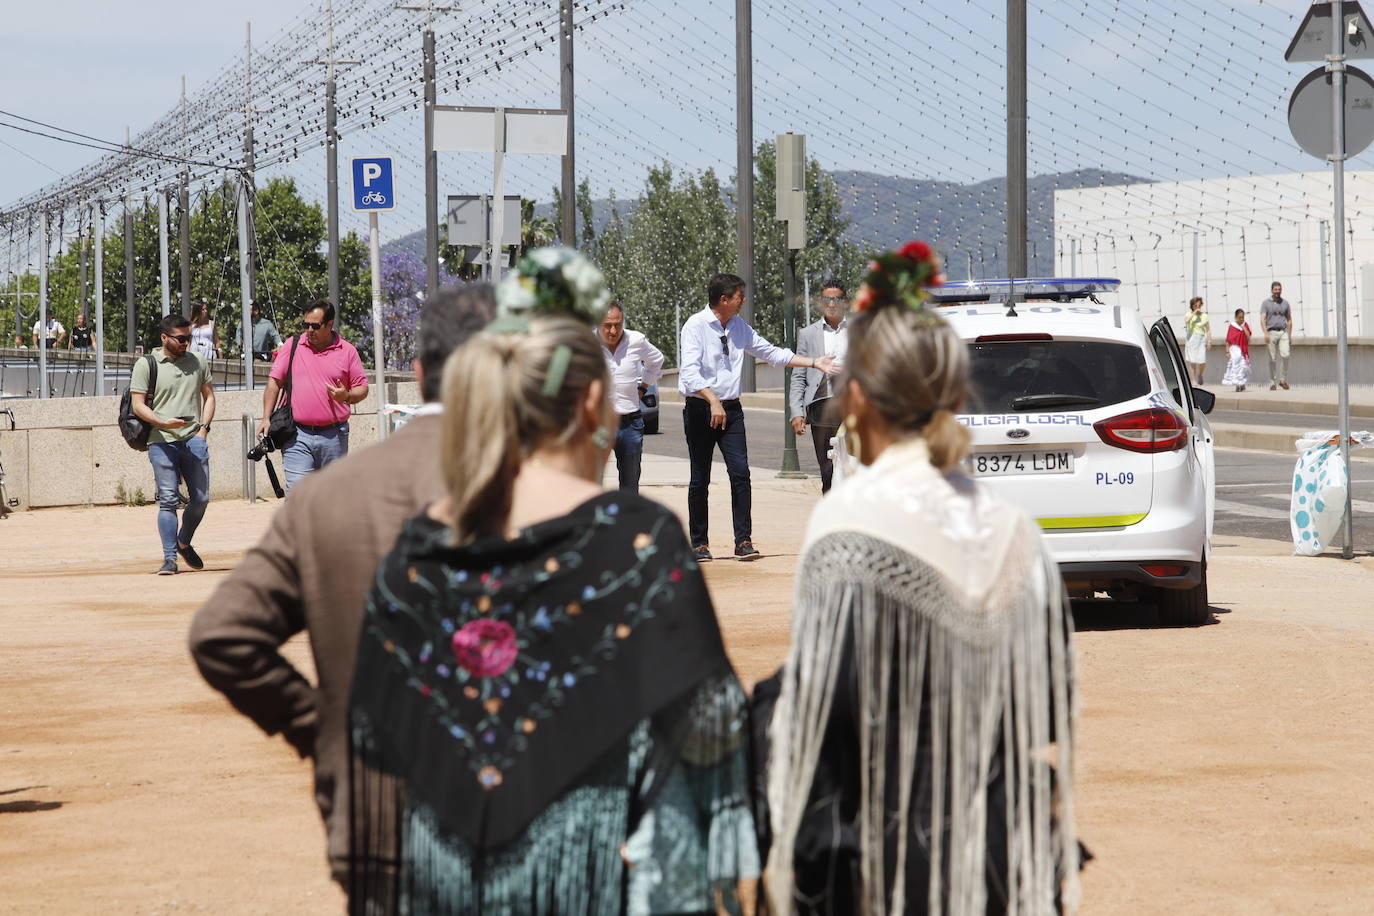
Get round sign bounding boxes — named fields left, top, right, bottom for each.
left=1289, top=64, right=1374, bottom=159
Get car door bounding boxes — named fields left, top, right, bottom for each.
left=1151, top=317, right=1216, bottom=545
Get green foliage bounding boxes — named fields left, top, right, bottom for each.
left=114, top=478, right=148, bottom=507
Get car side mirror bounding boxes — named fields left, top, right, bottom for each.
left=1192, top=387, right=1216, bottom=415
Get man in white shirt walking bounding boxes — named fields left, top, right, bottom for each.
left=679, top=273, right=838, bottom=561
left=789, top=280, right=849, bottom=492
left=599, top=301, right=665, bottom=493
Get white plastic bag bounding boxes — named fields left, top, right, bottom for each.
left=1290, top=430, right=1374, bottom=556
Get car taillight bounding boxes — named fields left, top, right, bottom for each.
left=1093, top=408, right=1188, bottom=453
left=1140, top=563, right=1186, bottom=578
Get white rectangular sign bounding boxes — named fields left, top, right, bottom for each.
left=432, top=108, right=568, bottom=154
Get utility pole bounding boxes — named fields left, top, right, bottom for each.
left=38, top=214, right=48, bottom=398
left=78, top=212, right=88, bottom=323
left=158, top=191, right=171, bottom=317
left=1329, top=0, right=1354, bottom=559
left=1007, top=0, right=1028, bottom=286
left=94, top=202, right=106, bottom=394
left=735, top=0, right=755, bottom=392
left=308, top=0, right=360, bottom=308
left=560, top=0, right=576, bottom=245
left=176, top=88, right=193, bottom=318
left=125, top=192, right=136, bottom=353
left=242, top=22, right=262, bottom=303
left=399, top=2, right=454, bottom=300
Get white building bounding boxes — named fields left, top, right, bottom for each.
left=1054, top=172, right=1374, bottom=337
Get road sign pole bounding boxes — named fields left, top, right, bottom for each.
left=94, top=203, right=105, bottom=396
left=1329, top=0, right=1355, bottom=558
left=779, top=247, right=804, bottom=478
left=736, top=0, right=755, bottom=394
left=490, top=109, right=507, bottom=282
left=369, top=210, right=387, bottom=442
left=37, top=214, right=47, bottom=399
left=237, top=176, right=254, bottom=393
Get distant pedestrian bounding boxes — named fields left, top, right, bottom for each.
left=1261, top=281, right=1292, bottom=390
left=789, top=280, right=849, bottom=492
left=32, top=316, right=64, bottom=350
left=679, top=273, right=838, bottom=561
left=257, top=300, right=369, bottom=492
left=68, top=314, right=95, bottom=353
left=598, top=300, right=664, bottom=493
left=1184, top=296, right=1210, bottom=384
left=249, top=300, right=282, bottom=361
left=189, top=301, right=220, bottom=361
left=13, top=334, right=27, bottom=349
left=1224, top=308, right=1254, bottom=392
left=128, top=314, right=216, bottom=575
left=190, top=283, right=495, bottom=887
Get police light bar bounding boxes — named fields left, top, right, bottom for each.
left=928, top=278, right=1121, bottom=303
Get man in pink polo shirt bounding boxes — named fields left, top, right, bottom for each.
left=258, top=300, right=369, bottom=492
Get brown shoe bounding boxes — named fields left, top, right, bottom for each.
left=1280, top=381, right=1290, bottom=390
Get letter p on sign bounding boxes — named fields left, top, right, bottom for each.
left=351, top=157, right=395, bottom=211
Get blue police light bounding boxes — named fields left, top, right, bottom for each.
left=928, top=277, right=1121, bottom=303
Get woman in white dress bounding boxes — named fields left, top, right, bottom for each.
left=763, top=241, right=1081, bottom=915
left=1222, top=307, right=1253, bottom=391
left=189, top=301, right=219, bottom=361
left=1184, top=296, right=1210, bottom=384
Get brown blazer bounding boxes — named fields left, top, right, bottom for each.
left=189, top=413, right=445, bottom=881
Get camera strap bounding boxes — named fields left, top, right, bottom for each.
left=263, top=455, right=285, bottom=499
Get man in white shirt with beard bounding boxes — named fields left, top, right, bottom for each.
left=598, top=301, right=664, bottom=493
left=789, top=280, right=849, bottom=492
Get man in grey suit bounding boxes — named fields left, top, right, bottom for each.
left=789, top=280, right=850, bottom=492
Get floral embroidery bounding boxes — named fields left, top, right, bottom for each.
left=478, top=765, right=503, bottom=789
left=453, top=619, right=518, bottom=677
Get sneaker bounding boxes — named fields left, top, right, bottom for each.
left=693, top=545, right=713, bottom=562
left=734, top=541, right=762, bottom=561
left=1270, top=384, right=1277, bottom=391
left=156, top=559, right=178, bottom=576
left=1237, top=385, right=1246, bottom=392
left=1280, top=381, right=1290, bottom=390
left=177, top=542, right=204, bottom=570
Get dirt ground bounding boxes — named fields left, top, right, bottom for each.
left=5, top=483, right=1374, bottom=913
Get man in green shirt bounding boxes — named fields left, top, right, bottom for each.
left=130, top=314, right=217, bottom=575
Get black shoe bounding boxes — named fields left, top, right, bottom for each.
left=157, top=559, right=178, bottom=576
left=734, top=541, right=762, bottom=561
left=693, top=545, right=713, bottom=562
left=177, top=542, right=204, bottom=570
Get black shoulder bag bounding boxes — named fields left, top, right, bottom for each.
left=118, top=354, right=159, bottom=451
left=267, top=334, right=301, bottom=449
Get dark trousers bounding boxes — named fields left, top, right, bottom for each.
left=614, top=412, right=645, bottom=493
left=808, top=400, right=839, bottom=493
left=684, top=397, right=751, bottom=548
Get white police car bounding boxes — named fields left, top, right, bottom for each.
left=933, top=279, right=1216, bottom=626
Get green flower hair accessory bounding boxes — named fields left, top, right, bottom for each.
left=493, top=246, right=610, bottom=328
left=852, top=239, right=944, bottom=316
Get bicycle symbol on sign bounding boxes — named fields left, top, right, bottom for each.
left=361, top=190, right=387, bottom=205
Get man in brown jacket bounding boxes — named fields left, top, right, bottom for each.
left=188, top=283, right=495, bottom=884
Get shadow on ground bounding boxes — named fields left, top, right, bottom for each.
left=1071, top=600, right=1230, bottom=632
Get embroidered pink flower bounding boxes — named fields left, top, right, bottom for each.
left=452, top=619, right=518, bottom=678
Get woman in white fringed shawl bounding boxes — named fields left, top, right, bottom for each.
left=762, top=241, right=1081, bottom=915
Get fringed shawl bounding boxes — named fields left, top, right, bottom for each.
left=765, top=438, right=1080, bottom=915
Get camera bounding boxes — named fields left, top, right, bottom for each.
left=246, top=435, right=276, bottom=462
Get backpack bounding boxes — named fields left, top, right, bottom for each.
left=118, top=354, right=159, bottom=451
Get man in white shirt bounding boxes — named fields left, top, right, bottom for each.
left=32, top=317, right=65, bottom=350
left=789, top=280, right=849, bottom=492
left=679, top=272, right=838, bottom=561
left=599, top=301, right=665, bottom=493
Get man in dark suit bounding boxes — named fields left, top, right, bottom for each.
left=789, top=280, right=849, bottom=492
left=189, top=283, right=495, bottom=885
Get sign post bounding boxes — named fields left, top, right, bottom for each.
left=352, top=156, right=395, bottom=442
left=776, top=132, right=807, bottom=480
left=1287, top=0, right=1374, bottom=559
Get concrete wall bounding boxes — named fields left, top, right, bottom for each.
left=0, top=380, right=420, bottom=511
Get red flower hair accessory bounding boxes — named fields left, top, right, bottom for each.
left=853, top=239, right=943, bottom=314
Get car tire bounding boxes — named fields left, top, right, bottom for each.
left=643, top=414, right=659, bottom=435
left=1154, top=560, right=1210, bottom=627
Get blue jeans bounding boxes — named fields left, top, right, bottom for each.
left=148, top=437, right=210, bottom=561
left=614, top=413, right=645, bottom=493
left=683, top=397, right=751, bottom=548
left=282, top=422, right=350, bottom=492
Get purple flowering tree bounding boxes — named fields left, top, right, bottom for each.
left=354, top=251, right=460, bottom=370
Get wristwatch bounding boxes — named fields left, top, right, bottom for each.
left=201, top=423, right=211, bottom=433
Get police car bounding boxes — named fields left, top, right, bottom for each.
left=933, top=278, right=1216, bottom=626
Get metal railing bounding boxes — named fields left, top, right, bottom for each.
left=240, top=411, right=257, bottom=502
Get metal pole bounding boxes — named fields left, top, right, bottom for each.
left=244, top=22, right=258, bottom=302
left=779, top=248, right=804, bottom=478
left=237, top=175, right=254, bottom=392
left=1007, top=0, right=1028, bottom=284
left=491, top=109, right=507, bottom=282
left=78, top=217, right=88, bottom=323
left=1191, top=231, right=1199, bottom=300
left=480, top=193, right=491, bottom=283
left=125, top=196, right=137, bottom=352
left=370, top=210, right=387, bottom=441
left=804, top=273, right=810, bottom=326
left=423, top=27, right=439, bottom=299
left=1330, top=0, right=1353, bottom=558
left=179, top=181, right=192, bottom=317
left=158, top=191, right=170, bottom=317
left=37, top=215, right=47, bottom=399
left=94, top=204, right=105, bottom=395
left=560, top=0, right=576, bottom=244
left=326, top=76, right=340, bottom=306
left=735, top=0, right=756, bottom=392
left=675, top=300, right=682, bottom=367
left=1320, top=219, right=1331, bottom=337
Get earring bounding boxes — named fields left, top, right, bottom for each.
left=592, top=425, right=612, bottom=450
left=844, top=414, right=862, bottom=465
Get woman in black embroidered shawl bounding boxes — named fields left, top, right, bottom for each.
left=347, top=248, right=758, bottom=915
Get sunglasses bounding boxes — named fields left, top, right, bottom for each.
left=719, top=334, right=729, bottom=358
left=168, top=334, right=192, bottom=344
left=303, top=320, right=326, bottom=330
left=821, top=295, right=847, bottom=304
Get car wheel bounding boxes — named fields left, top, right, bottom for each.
left=643, top=414, right=659, bottom=435
left=1154, top=560, right=1210, bottom=627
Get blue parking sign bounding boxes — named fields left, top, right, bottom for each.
left=352, top=157, right=394, bottom=211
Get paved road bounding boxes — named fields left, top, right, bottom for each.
left=643, top=403, right=1374, bottom=544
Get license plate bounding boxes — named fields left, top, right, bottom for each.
left=970, top=450, right=1074, bottom=477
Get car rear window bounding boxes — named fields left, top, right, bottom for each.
left=965, top=340, right=1150, bottom=413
